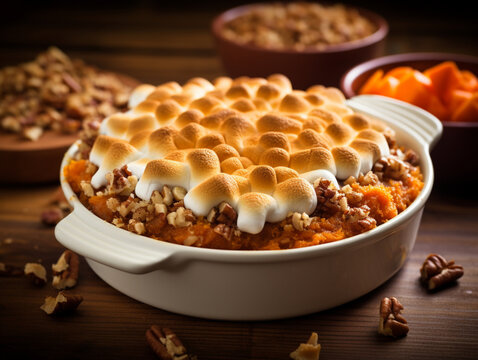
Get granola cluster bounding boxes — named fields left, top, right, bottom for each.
left=221, top=2, right=378, bottom=51
left=0, top=47, right=133, bottom=141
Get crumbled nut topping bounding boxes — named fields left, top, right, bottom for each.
left=291, top=212, right=312, bottom=231
left=312, top=178, right=340, bottom=218
left=172, top=186, right=187, bottom=201
left=216, top=202, right=237, bottom=225
left=420, top=254, right=464, bottom=291
left=373, top=151, right=419, bottom=182
left=378, top=296, right=409, bottom=338
left=145, top=325, right=197, bottom=360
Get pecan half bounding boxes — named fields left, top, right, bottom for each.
left=24, top=262, right=47, bottom=286
left=289, top=332, right=321, bottom=360
left=420, top=254, right=464, bottom=291
left=52, top=250, right=80, bottom=290
left=378, top=297, right=409, bottom=338
left=40, top=291, right=83, bottom=315
left=145, top=325, right=197, bottom=360
left=0, top=262, right=23, bottom=277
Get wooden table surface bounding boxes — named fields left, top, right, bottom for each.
left=1, top=2, right=477, bottom=359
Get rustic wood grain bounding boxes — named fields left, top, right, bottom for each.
left=1, top=3, right=477, bottom=359
left=0, top=186, right=477, bottom=360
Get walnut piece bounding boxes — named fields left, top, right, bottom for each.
left=145, top=325, right=197, bottom=360
left=420, top=254, right=464, bottom=291
left=40, top=291, right=83, bottom=315
left=378, top=297, right=409, bottom=338
left=24, top=262, right=47, bottom=286
left=290, top=332, right=321, bottom=360
left=52, top=250, right=80, bottom=290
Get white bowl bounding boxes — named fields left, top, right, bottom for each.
left=55, top=95, right=442, bottom=321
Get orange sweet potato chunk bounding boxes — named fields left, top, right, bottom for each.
left=64, top=160, right=92, bottom=193
left=424, top=61, right=462, bottom=102
left=88, top=196, right=114, bottom=223
left=459, top=70, right=478, bottom=92
left=386, top=66, right=414, bottom=80
left=451, top=94, right=478, bottom=122
left=360, top=69, right=384, bottom=95
left=394, top=70, right=433, bottom=109
left=376, top=75, right=400, bottom=97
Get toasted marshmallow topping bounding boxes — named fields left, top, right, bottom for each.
left=89, top=74, right=392, bottom=233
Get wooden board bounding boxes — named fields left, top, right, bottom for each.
left=0, top=186, right=477, bottom=360
left=0, top=73, right=139, bottom=184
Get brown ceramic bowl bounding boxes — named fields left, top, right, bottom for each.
left=211, top=2, right=388, bottom=89
left=340, top=52, right=478, bottom=188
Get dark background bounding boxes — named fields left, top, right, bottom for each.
left=1, top=0, right=477, bottom=85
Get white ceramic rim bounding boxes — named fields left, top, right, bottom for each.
left=57, top=95, right=442, bottom=269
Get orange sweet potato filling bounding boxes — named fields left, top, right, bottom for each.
left=64, top=160, right=424, bottom=251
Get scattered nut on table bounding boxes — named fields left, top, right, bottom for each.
left=378, top=297, right=409, bottom=338
left=289, top=332, right=321, bottom=360
left=420, top=253, right=464, bottom=291
left=52, top=250, right=80, bottom=290
left=0, top=262, right=23, bottom=277
left=24, top=262, right=47, bottom=286
left=40, top=291, right=83, bottom=315
left=145, top=325, right=197, bottom=360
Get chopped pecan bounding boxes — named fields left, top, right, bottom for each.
left=213, top=223, right=233, bottom=241
left=420, top=254, right=464, bottom=291
left=41, top=207, right=64, bottom=226
left=172, top=186, right=187, bottom=201
left=403, top=149, right=420, bottom=166
left=216, top=202, right=237, bottom=225
left=312, top=178, right=340, bottom=218
left=24, top=262, right=47, bottom=286
left=206, top=207, right=217, bottom=223
left=0, top=262, right=23, bottom=277
left=291, top=212, right=312, bottom=231
left=52, top=250, right=80, bottom=290
left=373, top=156, right=410, bottom=181
left=40, top=291, right=83, bottom=315
left=378, top=297, right=409, bottom=338
left=145, top=325, right=197, bottom=360
left=289, top=332, right=321, bottom=360
left=162, top=186, right=174, bottom=206
left=105, top=167, right=137, bottom=196
left=167, top=207, right=194, bottom=228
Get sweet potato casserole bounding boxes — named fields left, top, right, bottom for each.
left=64, top=74, right=423, bottom=250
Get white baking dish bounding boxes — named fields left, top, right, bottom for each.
left=55, top=95, right=442, bottom=321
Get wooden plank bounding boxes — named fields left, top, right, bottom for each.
left=1, top=186, right=477, bottom=359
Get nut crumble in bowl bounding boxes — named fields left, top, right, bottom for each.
left=63, top=74, right=424, bottom=251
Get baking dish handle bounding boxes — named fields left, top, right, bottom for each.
left=55, top=207, right=175, bottom=274
left=346, top=95, right=443, bottom=150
